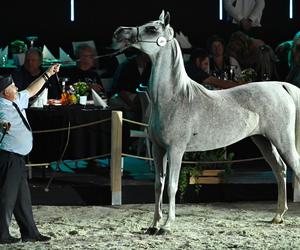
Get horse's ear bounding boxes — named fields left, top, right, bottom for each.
left=159, top=10, right=165, bottom=22
left=164, top=11, right=170, bottom=26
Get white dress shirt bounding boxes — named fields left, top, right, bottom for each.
left=0, top=90, right=32, bottom=155
left=224, top=0, right=265, bottom=27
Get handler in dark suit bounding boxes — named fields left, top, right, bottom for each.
left=0, top=63, right=60, bottom=244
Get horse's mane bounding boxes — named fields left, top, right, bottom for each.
left=171, top=39, right=211, bottom=101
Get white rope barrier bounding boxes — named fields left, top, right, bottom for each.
left=32, top=118, right=111, bottom=134
left=122, top=117, right=265, bottom=164
left=26, top=163, right=50, bottom=167
left=27, top=116, right=111, bottom=170
left=122, top=118, right=148, bottom=127
left=111, top=115, right=268, bottom=205
left=28, top=111, right=266, bottom=206
left=181, top=157, right=265, bottom=164
left=25, top=153, right=111, bottom=167
left=121, top=153, right=152, bottom=161
left=122, top=152, right=264, bottom=164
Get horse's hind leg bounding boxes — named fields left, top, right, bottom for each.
left=278, top=144, right=300, bottom=200
left=146, top=142, right=167, bottom=235
left=251, top=135, right=288, bottom=223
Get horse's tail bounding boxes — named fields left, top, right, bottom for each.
left=282, top=83, right=300, bottom=154
left=282, top=82, right=300, bottom=201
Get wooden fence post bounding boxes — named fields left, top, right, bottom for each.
left=111, top=111, right=123, bottom=205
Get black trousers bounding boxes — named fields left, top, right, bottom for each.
left=0, top=151, right=39, bottom=239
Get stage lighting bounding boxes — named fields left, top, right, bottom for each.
left=70, top=0, right=74, bottom=22
left=289, top=0, right=293, bottom=19
left=219, top=0, right=223, bottom=20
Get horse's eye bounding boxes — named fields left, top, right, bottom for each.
left=145, top=26, right=157, bottom=34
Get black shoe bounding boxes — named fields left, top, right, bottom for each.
left=22, top=234, right=51, bottom=242
left=0, top=236, right=20, bottom=244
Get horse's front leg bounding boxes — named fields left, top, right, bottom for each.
left=158, top=147, right=184, bottom=235
left=146, top=143, right=167, bottom=235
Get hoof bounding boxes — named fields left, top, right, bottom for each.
left=271, top=216, right=284, bottom=224
left=156, top=228, right=171, bottom=235
left=145, top=227, right=159, bottom=235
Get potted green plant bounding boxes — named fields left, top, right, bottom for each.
left=178, top=148, right=234, bottom=202
left=73, top=82, right=91, bottom=105
left=74, top=82, right=90, bottom=96
left=10, top=39, right=28, bottom=66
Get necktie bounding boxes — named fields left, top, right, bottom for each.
left=12, top=102, right=32, bottom=131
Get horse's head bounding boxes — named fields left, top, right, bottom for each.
left=112, top=10, right=174, bottom=55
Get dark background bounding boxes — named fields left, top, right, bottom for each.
left=1, top=0, right=296, bottom=204
left=0, top=0, right=299, bottom=60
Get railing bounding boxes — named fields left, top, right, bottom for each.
left=110, top=111, right=269, bottom=205
left=27, top=110, right=299, bottom=205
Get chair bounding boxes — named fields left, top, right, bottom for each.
left=137, top=83, right=148, bottom=92
left=100, top=77, right=114, bottom=93
left=137, top=86, right=151, bottom=123
left=130, top=86, right=154, bottom=170
left=72, top=40, right=97, bottom=58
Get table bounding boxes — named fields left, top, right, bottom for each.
left=26, top=105, right=113, bottom=163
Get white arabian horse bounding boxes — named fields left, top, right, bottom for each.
left=113, top=11, right=300, bottom=234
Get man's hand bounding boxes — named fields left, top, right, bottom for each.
left=240, top=18, right=252, bottom=32
left=27, top=63, right=61, bottom=98
left=1, top=122, right=11, bottom=132
left=45, top=63, right=61, bottom=77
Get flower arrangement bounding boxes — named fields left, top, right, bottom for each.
left=73, top=82, right=90, bottom=96
left=10, top=40, right=28, bottom=54
left=60, top=82, right=91, bottom=105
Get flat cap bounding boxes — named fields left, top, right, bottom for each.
left=0, top=75, right=13, bottom=92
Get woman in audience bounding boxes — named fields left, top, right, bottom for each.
left=275, top=31, right=300, bottom=80
left=207, top=34, right=241, bottom=80
left=185, top=48, right=240, bottom=90
left=226, top=30, right=265, bottom=70
left=285, top=34, right=300, bottom=88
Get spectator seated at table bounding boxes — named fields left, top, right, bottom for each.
left=276, top=31, right=300, bottom=82
left=285, top=33, right=300, bottom=88
left=207, top=34, right=241, bottom=80
left=63, top=43, right=105, bottom=99
left=11, top=47, right=61, bottom=101
left=185, top=48, right=239, bottom=90
left=254, top=44, right=280, bottom=81
left=226, top=30, right=265, bottom=70
left=109, top=48, right=151, bottom=121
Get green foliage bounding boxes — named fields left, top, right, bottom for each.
left=74, top=82, right=90, bottom=96
left=240, top=68, right=257, bottom=82
left=10, top=40, right=27, bottom=54
left=178, top=166, right=194, bottom=202
left=178, top=148, right=234, bottom=203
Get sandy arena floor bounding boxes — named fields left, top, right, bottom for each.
left=5, top=201, right=300, bottom=249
